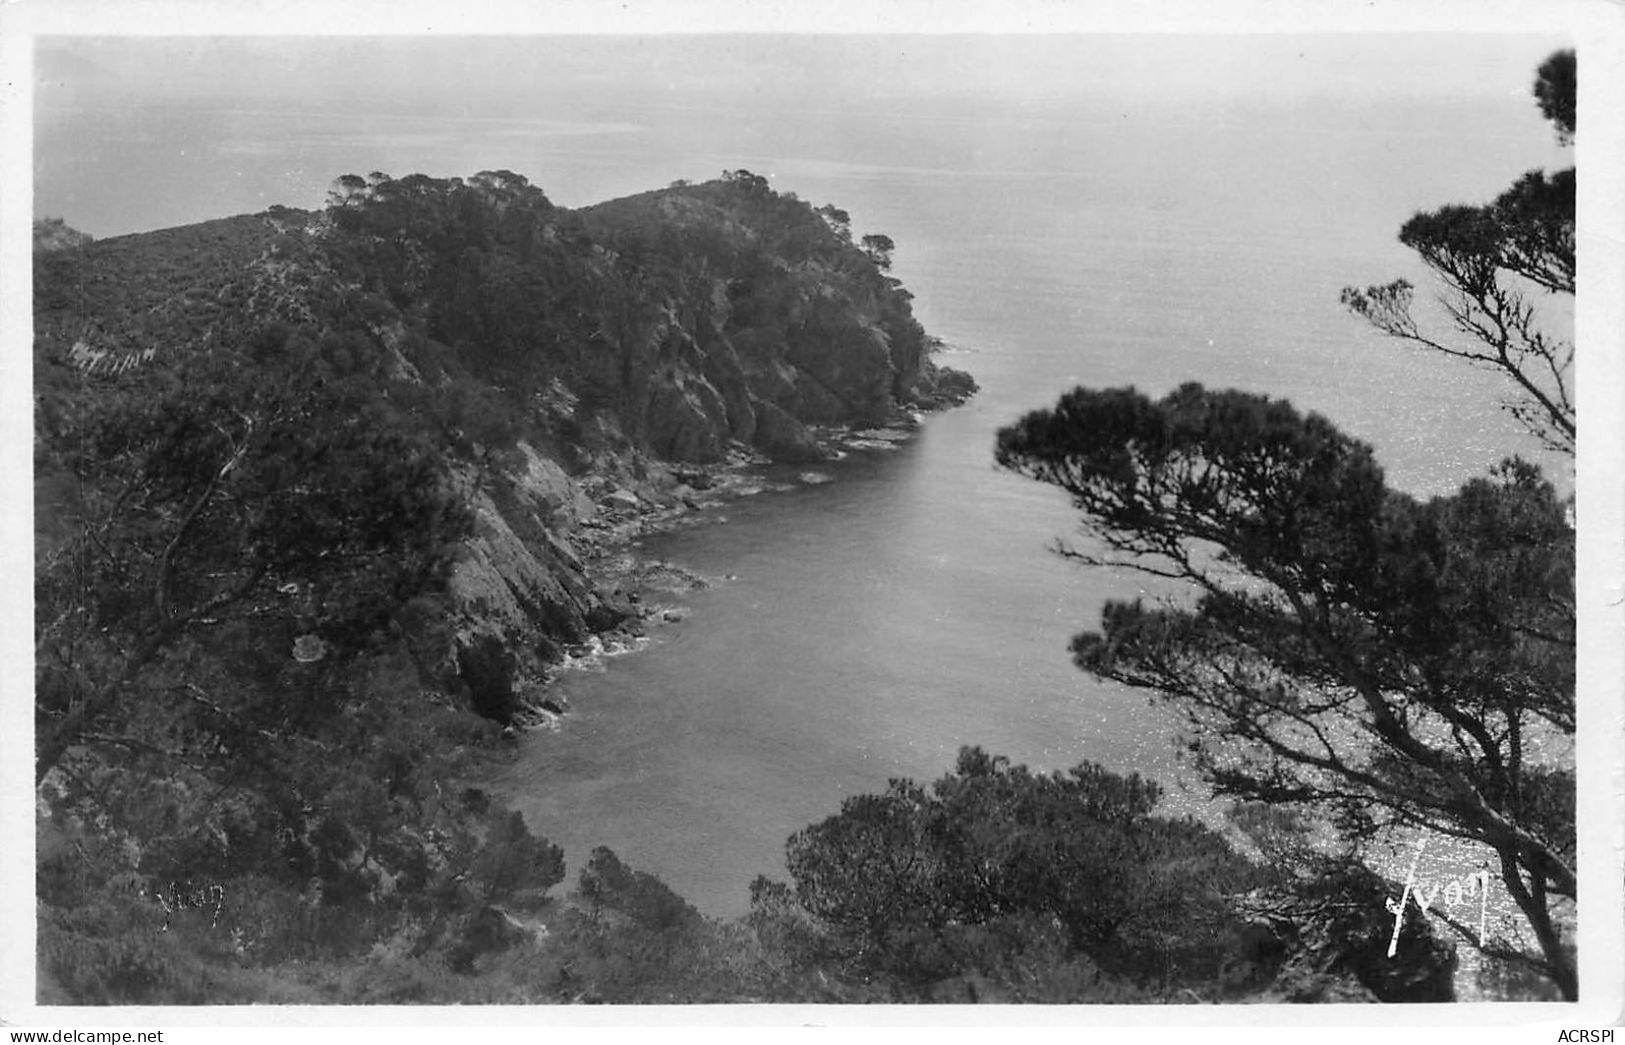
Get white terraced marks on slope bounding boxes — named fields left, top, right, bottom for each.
left=67, top=340, right=157, bottom=376
left=55, top=216, right=320, bottom=378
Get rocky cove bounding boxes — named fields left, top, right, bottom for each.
left=206, top=171, right=989, bottom=735
left=447, top=407, right=973, bottom=733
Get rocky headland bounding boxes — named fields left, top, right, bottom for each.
left=34, top=168, right=977, bottom=733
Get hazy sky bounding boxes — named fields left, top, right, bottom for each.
left=36, top=33, right=1566, bottom=112
left=30, top=32, right=1572, bottom=237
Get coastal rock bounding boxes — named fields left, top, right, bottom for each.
left=912, top=361, right=979, bottom=408
left=782, top=305, right=896, bottom=425
left=601, top=488, right=643, bottom=511
left=448, top=488, right=598, bottom=637
left=750, top=398, right=827, bottom=463
left=671, top=468, right=714, bottom=491
left=510, top=441, right=595, bottom=531
left=697, top=333, right=758, bottom=443
left=644, top=371, right=729, bottom=463
left=456, top=632, right=519, bottom=723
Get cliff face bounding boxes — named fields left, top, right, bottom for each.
left=33, top=170, right=975, bottom=721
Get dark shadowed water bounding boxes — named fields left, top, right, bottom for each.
left=35, top=35, right=1573, bottom=919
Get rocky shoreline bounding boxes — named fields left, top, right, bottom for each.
left=506, top=402, right=964, bottom=731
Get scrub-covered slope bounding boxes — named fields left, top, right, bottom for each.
left=35, top=169, right=976, bottom=726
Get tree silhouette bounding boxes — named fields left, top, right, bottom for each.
left=860, top=233, right=896, bottom=271
left=995, top=383, right=1575, bottom=998
left=1342, top=49, right=1575, bottom=457
left=1533, top=49, right=1575, bottom=144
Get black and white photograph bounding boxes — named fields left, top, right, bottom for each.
left=5, top=0, right=1622, bottom=1035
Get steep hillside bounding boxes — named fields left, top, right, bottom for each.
left=35, top=169, right=976, bottom=724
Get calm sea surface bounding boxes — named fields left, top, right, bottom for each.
left=35, top=39, right=1573, bottom=917
left=473, top=100, right=1571, bottom=916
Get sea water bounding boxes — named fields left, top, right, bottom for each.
left=478, top=92, right=1571, bottom=915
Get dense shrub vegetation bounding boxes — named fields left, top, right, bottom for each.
left=743, top=749, right=1454, bottom=1002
